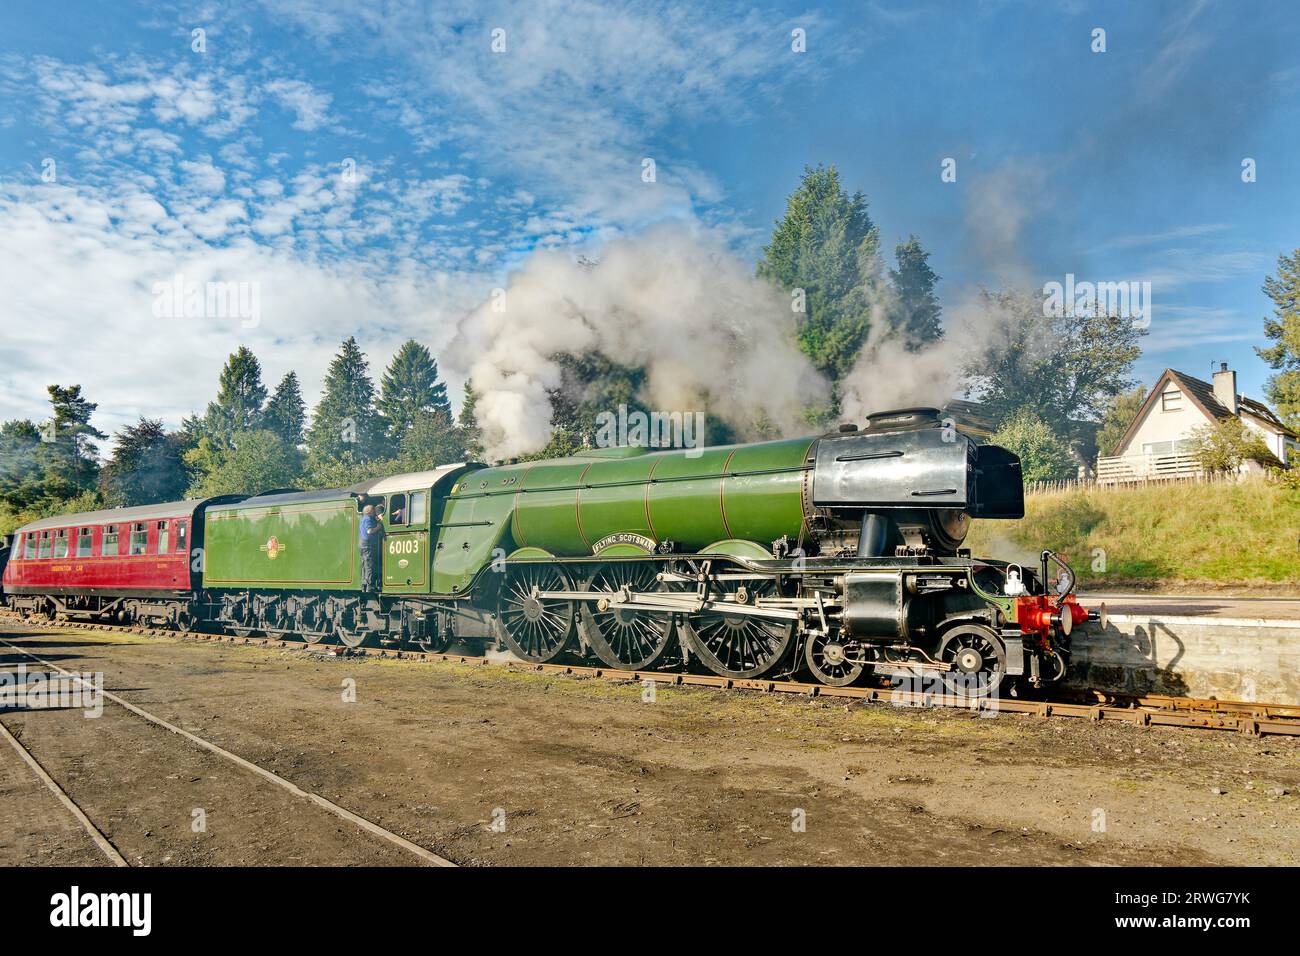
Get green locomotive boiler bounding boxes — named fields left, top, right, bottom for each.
left=197, top=407, right=1092, bottom=692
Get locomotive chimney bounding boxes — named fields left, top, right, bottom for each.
left=1212, top=361, right=1238, bottom=415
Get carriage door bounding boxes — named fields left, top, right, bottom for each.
left=382, top=490, right=430, bottom=591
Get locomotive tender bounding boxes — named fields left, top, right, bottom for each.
left=3, top=408, right=1092, bottom=693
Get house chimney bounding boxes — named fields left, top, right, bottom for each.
left=1213, top=361, right=1238, bottom=415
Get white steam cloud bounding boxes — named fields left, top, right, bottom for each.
left=840, top=287, right=1033, bottom=421
left=448, top=224, right=829, bottom=459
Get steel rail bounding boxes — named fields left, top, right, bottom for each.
left=5, top=613, right=1297, bottom=738
left=0, top=633, right=458, bottom=867
left=0, top=716, right=129, bottom=866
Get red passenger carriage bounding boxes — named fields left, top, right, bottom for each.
left=2, top=497, right=236, bottom=626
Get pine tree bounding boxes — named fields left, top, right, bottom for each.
left=37, top=385, right=106, bottom=498
left=1256, top=247, right=1300, bottom=429
left=306, top=337, right=382, bottom=475
left=98, top=418, right=189, bottom=507
left=204, top=346, right=268, bottom=448
left=0, top=420, right=46, bottom=510
left=378, top=340, right=450, bottom=446
left=757, top=164, right=882, bottom=384
left=889, top=235, right=943, bottom=349
left=457, top=381, right=484, bottom=461
left=264, top=371, right=306, bottom=448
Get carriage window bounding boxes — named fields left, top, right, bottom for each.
left=53, top=529, right=69, bottom=559
left=410, top=491, right=427, bottom=525
left=176, top=520, right=188, bottom=553
left=23, top=533, right=36, bottom=559
left=38, top=531, right=52, bottom=559
left=129, top=523, right=147, bottom=555
left=388, top=493, right=408, bottom=526
left=157, top=520, right=169, bottom=554
left=77, top=527, right=93, bottom=557
left=102, top=525, right=119, bottom=556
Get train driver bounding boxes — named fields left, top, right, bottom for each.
left=359, top=504, right=382, bottom=593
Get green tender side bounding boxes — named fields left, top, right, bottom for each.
left=203, top=491, right=362, bottom=590
left=431, top=437, right=814, bottom=596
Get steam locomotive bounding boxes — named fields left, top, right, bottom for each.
left=2, top=408, right=1093, bottom=693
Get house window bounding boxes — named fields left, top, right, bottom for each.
left=103, top=525, right=119, bottom=557
left=1143, top=439, right=1194, bottom=457
left=23, top=534, right=36, bottom=560
left=176, top=520, right=188, bottom=553
left=410, top=491, right=427, bottom=525
left=38, top=531, right=52, bottom=559
left=1161, top=389, right=1182, bottom=412
left=53, top=529, right=69, bottom=559
left=387, top=493, right=408, bottom=526
left=129, top=523, right=148, bottom=556
left=77, top=527, right=93, bottom=557
left=157, top=520, right=169, bottom=554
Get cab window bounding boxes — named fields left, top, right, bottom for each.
left=129, top=523, right=148, bottom=555
left=409, top=491, right=427, bottom=525
left=176, top=520, right=188, bottom=553
left=38, top=531, right=52, bottom=559
left=157, top=520, right=170, bottom=554
left=53, top=529, right=69, bottom=559
left=388, top=493, right=408, bottom=527
left=23, top=533, right=36, bottom=560
left=103, top=525, right=119, bottom=557
left=76, top=527, right=93, bottom=557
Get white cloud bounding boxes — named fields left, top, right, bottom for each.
left=179, top=158, right=227, bottom=194
left=264, top=78, right=333, bottom=131
left=0, top=181, right=487, bottom=435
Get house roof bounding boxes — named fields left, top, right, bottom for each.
left=1113, top=368, right=1298, bottom=456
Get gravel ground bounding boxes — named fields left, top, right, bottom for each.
left=1, top=619, right=1295, bottom=867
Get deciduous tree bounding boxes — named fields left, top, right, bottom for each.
left=990, top=408, right=1077, bottom=483
left=962, top=288, right=1145, bottom=460
left=98, top=418, right=189, bottom=507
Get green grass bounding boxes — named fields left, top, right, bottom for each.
left=964, top=477, right=1300, bottom=591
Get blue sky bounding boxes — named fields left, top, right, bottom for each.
left=1, top=0, right=1297, bottom=439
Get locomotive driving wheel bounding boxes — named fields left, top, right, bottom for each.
left=937, top=624, right=1006, bottom=697
left=681, top=573, right=795, bottom=679
left=334, top=625, right=369, bottom=649
left=804, top=629, right=865, bottom=686
left=494, top=564, right=576, bottom=663
left=577, top=562, right=677, bottom=671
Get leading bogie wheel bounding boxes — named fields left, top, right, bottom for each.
left=494, top=564, right=576, bottom=664
left=937, top=623, right=1006, bottom=698
left=804, top=629, right=865, bottom=686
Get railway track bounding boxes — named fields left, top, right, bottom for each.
left=0, top=630, right=456, bottom=867
left=6, top=612, right=1299, bottom=738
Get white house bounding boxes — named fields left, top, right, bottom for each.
left=1097, top=363, right=1298, bottom=483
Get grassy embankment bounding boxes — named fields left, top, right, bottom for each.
left=964, top=477, right=1300, bottom=592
